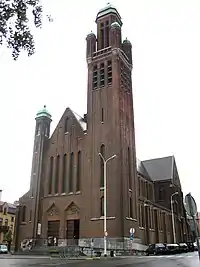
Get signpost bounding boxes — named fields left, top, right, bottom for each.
left=185, top=193, right=200, bottom=262
left=130, top=228, right=135, bottom=256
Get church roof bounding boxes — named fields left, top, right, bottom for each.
left=71, top=110, right=87, bottom=132
left=139, top=156, right=175, bottom=181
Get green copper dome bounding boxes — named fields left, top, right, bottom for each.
left=96, top=3, right=122, bottom=25
left=123, top=37, right=131, bottom=44
left=36, top=105, right=52, bottom=119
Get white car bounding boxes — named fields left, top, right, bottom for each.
left=0, top=244, right=8, bottom=254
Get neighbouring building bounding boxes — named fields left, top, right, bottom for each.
left=14, top=4, right=190, bottom=251
left=0, top=201, right=16, bottom=244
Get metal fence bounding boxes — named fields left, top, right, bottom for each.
left=18, top=237, right=147, bottom=257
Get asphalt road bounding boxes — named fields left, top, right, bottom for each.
left=0, top=252, right=199, bottom=266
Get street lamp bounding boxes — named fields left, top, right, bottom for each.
left=171, top=191, right=179, bottom=243
left=98, top=153, right=116, bottom=257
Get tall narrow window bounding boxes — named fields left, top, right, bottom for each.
left=101, top=108, right=104, bottom=123
left=105, top=22, right=109, bottom=47
left=22, top=206, right=26, bottom=222
left=54, top=155, right=60, bottom=194
left=100, top=28, right=104, bottom=49
left=29, top=210, right=32, bottom=221
left=62, top=154, right=67, bottom=193
left=48, top=157, right=54, bottom=194
left=64, top=118, right=68, bottom=133
left=129, top=196, right=133, bottom=218
left=128, top=147, right=132, bottom=189
left=36, top=123, right=41, bottom=135
left=100, top=63, right=105, bottom=87
left=100, top=144, right=105, bottom=187
left=100, top=196, right=104, bottom=216
left=76, top=151, right=81, bottom=191
left=107, top=60, right=112, bottom=85
left=93, top=65, right=98, bottom=89
left=69, top=152, right=74, bottom=192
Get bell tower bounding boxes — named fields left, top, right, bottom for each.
left=29, top=105, right=52, bottom=239
left=86, top=4, right=139, bottom=240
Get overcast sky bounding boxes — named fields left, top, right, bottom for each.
left=0, top=0, right=200, bottom=208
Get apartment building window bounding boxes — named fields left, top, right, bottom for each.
left=100, top=144, right=105, bottom=188
left=76, top=151, right=81, bottom=192
left=48, top=157, right=54, bottom=194
left=62, top=154, right=67, bottom=193
left=4, top=219, right=8, bottom=226
left=69, top=152, right=74, bottom=193
left=11, top=217, right=14, bottom=222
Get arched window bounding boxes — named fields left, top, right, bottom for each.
left=54, top=155, right=60, bottom=194
left=69, top=152, right=74, bottom=192
left=100, top=196, right=104, bottom=216
left=48, top=157, right=54, bottom=194
left=64, top=118, right=69, bottom=133
left=76, top=151, right=81, bottom=191
left=100, top=144, right=105, bottom=187
left=62, top=154, right=67, bottom=193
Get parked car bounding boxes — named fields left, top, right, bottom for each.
left=164, top=243, right=179, bottom=254
left=0, top=244, right=8, bottom=254
left=178, top=243, right=189, bottom=253
left=194, top=242, right=198, bottom=251
left=186, top=242, right=195, bottom=252
left=146, top=243, right=167, bottom=256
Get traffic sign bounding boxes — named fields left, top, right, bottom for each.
left=130, top=228, right=135, bottom=234
left=185, top=193, right=197, bottom=217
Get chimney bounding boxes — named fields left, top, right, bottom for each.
left=0, top=190, right=2, bottom=201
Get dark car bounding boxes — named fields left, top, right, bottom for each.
left=179, top=243, right=189, bottom=253
left=186, top=242, right=194, bottom=252
left=146, top=243, right=166, bottom=256
left=165, top=243, right=179, bottom=254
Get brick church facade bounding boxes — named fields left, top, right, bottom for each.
left=15, top=4, right=191, bottom=251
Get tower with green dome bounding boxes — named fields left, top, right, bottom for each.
left=29, top=105, right=52, bottom=240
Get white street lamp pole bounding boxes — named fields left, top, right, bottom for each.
left=171, top=191, right=179, bottom=243
left=98, top=153, right=116, bottom=257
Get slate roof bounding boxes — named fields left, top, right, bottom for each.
left=71, top=110, right=87, bottom=132
left=0, top=201, right=17, bottom=209
left=136, top=158, right=151, bottom=180
left=136, top=156, right=175, bottom=182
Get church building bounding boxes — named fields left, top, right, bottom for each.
left=14, top=4, right=191, bottom=251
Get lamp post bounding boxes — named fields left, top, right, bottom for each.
left=98, top=153, right=116, bottom=257
left=171, top=191, right=179, bottom=243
